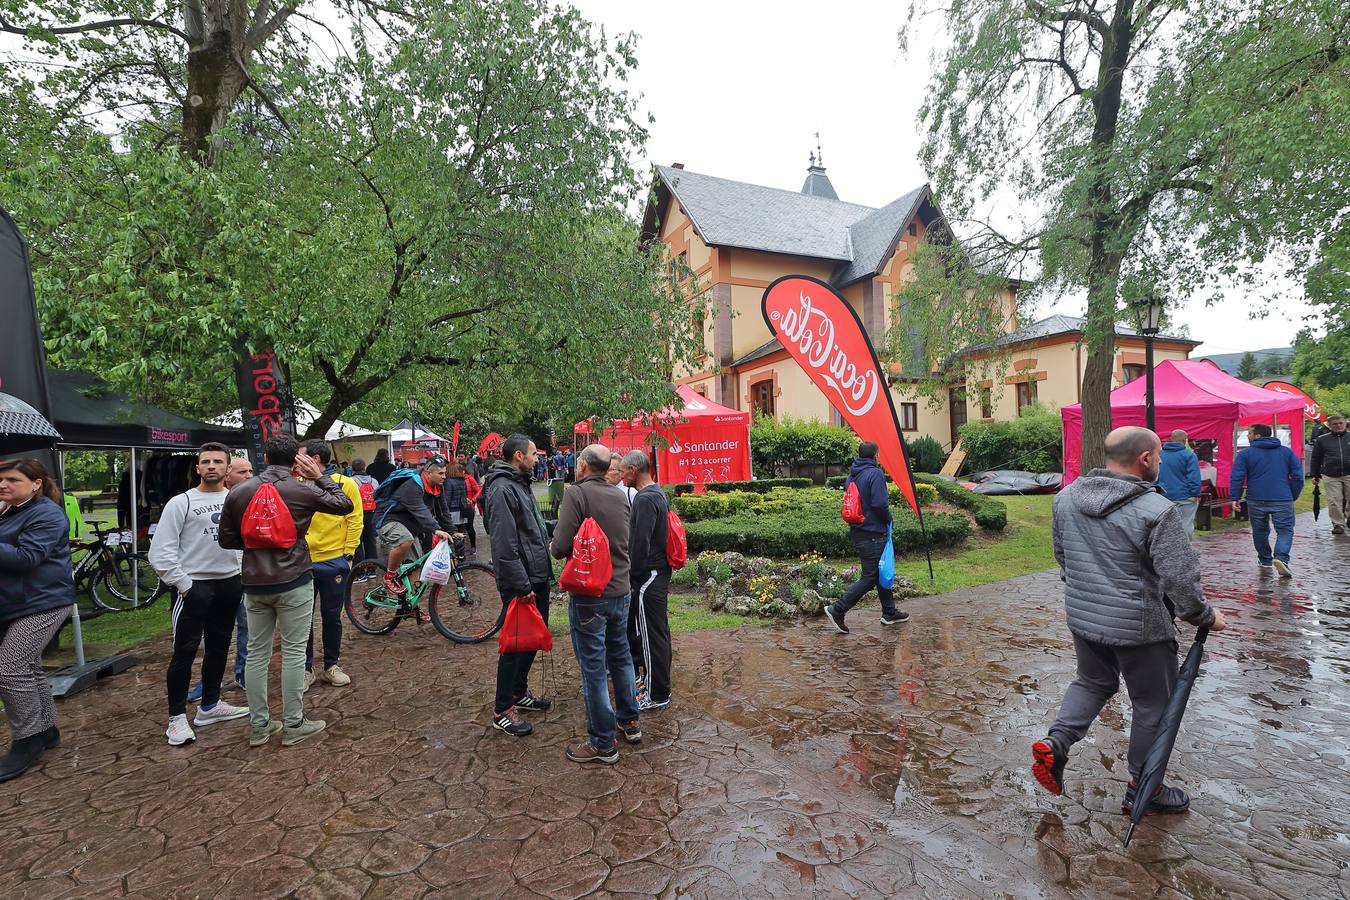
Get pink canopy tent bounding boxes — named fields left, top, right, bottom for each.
left=1062, top=360, right=1306, bottom=488
left=574, top=384, right=752, bottom=488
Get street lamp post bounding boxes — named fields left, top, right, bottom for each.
left=1133, top=297, right=1164, bottom=432
left=407, top=396, right=419, bottom=463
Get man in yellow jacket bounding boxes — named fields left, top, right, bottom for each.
left=299, top=440, right=364, bottom=689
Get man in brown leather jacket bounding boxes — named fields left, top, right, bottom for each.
left=220, top=433, right=353, bottom=749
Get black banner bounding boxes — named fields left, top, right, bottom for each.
left=234, top=348, right=298, bottom=471
left=0, top=204, right=60, bottom=472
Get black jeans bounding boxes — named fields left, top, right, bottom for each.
left=628, top=568, right=672, bottom=703
left=494, top=581, right=550, bottom=714
left=166, top=576, right=243, bottom=716
left=356, top=512, right=378, bottom=563
left=832, top=530, right=898, bottom=619
left=306, top=557, right=349, bottom=672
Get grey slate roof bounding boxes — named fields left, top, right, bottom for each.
left=832, top=187, right=928, bottom=286
left=654, top=165, right=884, bottom=266
left=799, top=166, right=839, bottom=199
left=992, top=314, right=1200, bottom=348
left=731, top=337, right=783, bottom=368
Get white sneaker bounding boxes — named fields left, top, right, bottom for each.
left=322, top=665, right=351, bottom=686
left=166, top=714, right=196, bottom=746
left=1273, top=559, right=1292, bottom=578
left=303, top=669, right=318, bottom=692
left=194, top=700, right=250, bottom=727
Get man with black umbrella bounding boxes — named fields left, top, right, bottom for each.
left=1032, top=427, right=1226, bottom=815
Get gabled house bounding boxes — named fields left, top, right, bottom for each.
left=642, top=160, right=1197, bottom=448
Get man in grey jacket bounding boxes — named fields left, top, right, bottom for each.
left=1032, top=427, right=1227, bottom=816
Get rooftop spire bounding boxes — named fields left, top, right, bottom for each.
left=800, top=133, right=838, bottom=200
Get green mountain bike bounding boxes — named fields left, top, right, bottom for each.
left=344, top=537, right=503, bottom=643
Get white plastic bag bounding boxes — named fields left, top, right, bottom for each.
left=420, top=539, right=453, bottom=585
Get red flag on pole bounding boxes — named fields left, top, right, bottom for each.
left=761, top=275, right=922, bottom=515
left=451, top=421, right=461, bottom=455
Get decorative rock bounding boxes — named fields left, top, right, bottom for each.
left=723, top=595, right=756, bottom=616
left=758, top=599, right=796, bottom=619
left=705, top=582, right=731, bottom=612
left=796, top=589, right=825, bottom=616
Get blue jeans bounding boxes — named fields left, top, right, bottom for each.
left=568, top=593, right=639, bottom=751
left=1246, top=499, right=1295, bottom=564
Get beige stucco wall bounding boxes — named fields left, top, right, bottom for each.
left=728, top=250, right=834, bottom=284
left=735, top=357, right=832, bottom=423
left=729, top=283, right=774, bottom=359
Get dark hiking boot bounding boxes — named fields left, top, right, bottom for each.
left=1031, top=738, right=1068, bottom=796
left=620, top=720, right=642, bottom=744
left=566, top=742, right=619, bottom=765
left=1122, top=781, right=1191, bottom=815
left=823, top=605, right=849, bottom=634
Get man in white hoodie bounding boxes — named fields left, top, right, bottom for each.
left=149, top=443, right=250, bottom=746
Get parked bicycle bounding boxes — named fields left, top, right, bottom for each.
left=73, top=522, right=168, bottom=612
left=345, top=534, right=502, bottom=643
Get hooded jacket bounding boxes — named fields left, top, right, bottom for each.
left=0, top=496, right=75, bottom=623
left=1311, top=429, right=1349, bottom=479
left=845, top=458, right=892, bottom=535
left=1052, top=468, right=1214, bottom=646
left=482, top=461, right=551, bottom=596
left=1230, top=436, right=1303, bottom=502
left=1156, top=442, right=1202, bottom=501
left=219, top=466, right=354, bottom=593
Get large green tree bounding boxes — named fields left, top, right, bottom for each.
left=1, top=0, right=705, bottom=437
left=900, top=0, right=1349, bottom=468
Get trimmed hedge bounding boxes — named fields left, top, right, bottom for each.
left=915, top=474, right=1007, bottom=531
left=706, top=478, right=812, bottom=493
left=685, top=507, right=971, bottom=557
left=907, top=435, right=946, bottom=474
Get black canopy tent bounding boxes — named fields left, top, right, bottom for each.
left=48, top=369, right=243, bottom=450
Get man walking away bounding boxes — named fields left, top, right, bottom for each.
left=1231, top=424, right=1303, bottom=577
left=823, top=441, right=907, bottom=634
left=483, top=435, right=554, bottom=737
left=550, top=444, right=640, bottom=764
left=373, top=457, right=454, bottom=601
left=224, top=456, right=254, bottom=689
left=300, top=440, right=364, bottom=691
left=622, top=450, right=672, bottom=711
left=1311, top=414, right=1348, bottom=534
left=1033, top=427, right=1226, bottom=814
left=219, top=434, right=354, bottom=748
left=366, top=448, right=395, bottom=485
left=1157, top=430, right=1202, bottom=535
left=149, top=443, right=250, bottom=746
left=350, top=459, right=380, bottom=563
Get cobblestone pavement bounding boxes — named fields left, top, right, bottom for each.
left=2, top=515, right=1346, bottom=898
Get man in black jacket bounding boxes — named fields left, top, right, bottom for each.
left=1311, top=414, right=1348, bottom=534
left=824, top=441, right=908, bottom=634
left=483, top=434, right=554, bottom=737
left=621, top=450, right=672, bottom=711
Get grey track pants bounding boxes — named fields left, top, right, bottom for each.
left=1048, top=634, right=1179, bottom=780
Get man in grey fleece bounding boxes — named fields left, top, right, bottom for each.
left=1032, top=427, right=1227, bottom=817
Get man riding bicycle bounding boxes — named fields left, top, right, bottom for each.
left=373, top=456, right=455, bottom=598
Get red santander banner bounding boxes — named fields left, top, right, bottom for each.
left=1262, top=380, right=1324, bottom=423
left=761, top=275, right=921, bottom=515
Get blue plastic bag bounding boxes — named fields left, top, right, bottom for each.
left=878, top=523, right=895, bottom=589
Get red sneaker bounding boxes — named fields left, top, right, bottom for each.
left=382, top=572, right=406, bottom=597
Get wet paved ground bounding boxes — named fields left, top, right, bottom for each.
left=2, top=515, right=1347, bottom=898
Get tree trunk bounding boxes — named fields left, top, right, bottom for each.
left=179, top=4, right=249, bottom=165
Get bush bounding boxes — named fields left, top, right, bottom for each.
left=706, top=478, right=811, bottom=493
left=957, top=403, right=1062, bottom=473
left=907, top=435, right=945, bottom=474
left=892, top=482, right=939, bottom=506
left=826, top=473, right=894, bottom=488
left=749, top=416, right=857, bottom=474
left=915, top=473, right=1007, bottom=531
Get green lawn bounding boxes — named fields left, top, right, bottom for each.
left=894, top=494, right=1057, bottom=594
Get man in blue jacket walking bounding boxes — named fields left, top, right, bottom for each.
left=1156, top=430, right=1202, bottom=535
left=1231, top=424, right=1303, bottom=577
left=824, top=441, right=907, bottom=634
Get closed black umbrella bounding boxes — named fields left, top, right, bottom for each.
left=0, top=390, right=61, bottom=455
left=1312, top=482, right=1321, bottom=521
left=1124, top=626, right=1211, bottom=847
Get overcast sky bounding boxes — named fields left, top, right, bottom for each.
left=572, top=0, right=1311, bottom=357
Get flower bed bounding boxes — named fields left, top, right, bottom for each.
left=692, top=550, right=924, bottom=620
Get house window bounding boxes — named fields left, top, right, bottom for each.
left=694, top=385, right=708, bottom=398
left=899, top=403, right=919, bottom=431
left=978, top=386, right=993, bottom=419
left=1122, top=364, right=1145, bottom=384
left=750, top=379, right=776, bottom=418
left=1016, top=380, right=1038, bottom=415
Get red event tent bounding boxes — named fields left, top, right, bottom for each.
left=574, top=385, right=752, bottom=488
left=1062, top=360, right=1306, bottom=488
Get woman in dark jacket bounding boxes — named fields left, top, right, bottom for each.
left=0, top=458, right=75, bottom=782
left=444, top=460, right=475, bottom=553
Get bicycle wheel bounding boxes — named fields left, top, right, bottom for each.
left=345, top=560, right=402, bottom=635
left=429, top=561, right=504, bottom=643
left=92, top=552, right=163, bottom=611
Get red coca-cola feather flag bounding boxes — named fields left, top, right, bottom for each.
left=761, top=275, right=922, bottom=515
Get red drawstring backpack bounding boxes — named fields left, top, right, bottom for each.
left=841, top=480, right=866, bottom=525
left=241, top=482, right=297, bottom=549
left=665, top=509, right=688, bottom=569
left=499, top=593, right=552, bottom=654
left=558, top=490, right=612, bottom=596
